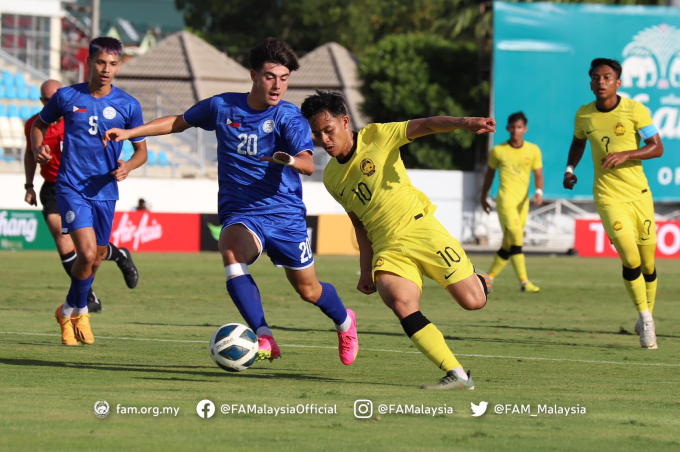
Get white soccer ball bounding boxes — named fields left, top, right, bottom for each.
left=209, top=323, right=259, bottom=372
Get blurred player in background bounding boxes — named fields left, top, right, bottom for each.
left=564, top=58, right=663, bottom=349
left=302, top=91, right=494, bottom=390
left=24, top=79, right=138, bottom=314
left=31, top=37, right=147, bottom=346
left=481, top=112, right=543, bottom=292
left=103, top=38, right=359, bottom=366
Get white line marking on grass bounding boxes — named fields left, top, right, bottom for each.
left=2, top=331, right=679, bottom=368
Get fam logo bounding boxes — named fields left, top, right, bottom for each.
left=360, top=158, right=376, bottom=177
left=621, top=24, right=680, bottom=90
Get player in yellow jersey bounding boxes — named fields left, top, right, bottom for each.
left=481, top=112, right=544, bottom=292
left=564, top=58, right=664, bottom=349
left=301, top=91, right=495, bottom=390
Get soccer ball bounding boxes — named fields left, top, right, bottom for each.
left=209, top=323, right=259, bottom=372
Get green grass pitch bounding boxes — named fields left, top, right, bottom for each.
left=1, top=251, right=679, bottom=451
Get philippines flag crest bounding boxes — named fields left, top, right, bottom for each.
left=73, top=106, right=88, bottom=113
left=227, top=118, right=240, bottom=128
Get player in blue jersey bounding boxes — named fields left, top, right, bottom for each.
left=31, top=37, right=147, bottom=346
left=103, top=38, right=359, bottom=365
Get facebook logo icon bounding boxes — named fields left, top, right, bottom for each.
left=196, top=399, right=215, bottom=419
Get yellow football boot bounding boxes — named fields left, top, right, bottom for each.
left=72, top=313, right=95, bottom=345
left=55, top=305, right=78, bottom=346
left=521, top=281, right=540, bottom=293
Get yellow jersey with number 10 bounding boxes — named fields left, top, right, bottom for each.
left=323, top=121, right=435, bottom=247
left=574, top=97, right=655, bottom=203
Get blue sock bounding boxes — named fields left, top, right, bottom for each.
left=71, top=275, right=94, bottom=309
left=316, top=282, right=348, bottom=325
left=226, top=275, right=268, bottom=332
left=65, top=284, right=76, bottom=308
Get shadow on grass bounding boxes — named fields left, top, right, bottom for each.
left=0, top=358, right=342, bottom=383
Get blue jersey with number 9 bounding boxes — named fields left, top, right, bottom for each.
left=39, top=83, right=146, bottom=200
left=183, top=93, right=314, bottom=217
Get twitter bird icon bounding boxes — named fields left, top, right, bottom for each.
left=471, top=401, right=488, bottom=417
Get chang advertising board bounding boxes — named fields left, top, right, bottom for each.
left=0, top=210, right=55, bottom=251
left=493, top=3, right=680, bottom=201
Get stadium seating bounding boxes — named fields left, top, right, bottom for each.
left=31, top=105, right=41, bottom=116
left=0, top=85, right=5, bottom=98
left=4, top=85, right=16, bottom=100
left=17, top=86, right=28, bottom=100
left=19, top=105, right=32, bottom=121
left=14, top=72, right=26, bottom=88
left=28, top=85, right=40, bottom=101
left=158, top=151, right=172, bottom=167
left=146, top=149, right=158, bottom=166
left=121, top=141, right=134, bottom=161
left=2, top=70, right=12, bottom=86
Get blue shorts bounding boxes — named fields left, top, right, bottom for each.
left=56, top=188, right=116, bottom=246
left=222, top=214, right=314, bottom=270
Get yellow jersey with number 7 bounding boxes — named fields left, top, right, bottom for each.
left=573, top=97, right=655, bottom=203
left=322, top=121, right=435, bottom=247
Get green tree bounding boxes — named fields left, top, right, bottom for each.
left=359, top=34, right=489, bottom=170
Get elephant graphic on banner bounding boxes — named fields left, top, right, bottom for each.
left=670, top=57, right=680, bottom=88
left=622, top=56, right=658, bottom=89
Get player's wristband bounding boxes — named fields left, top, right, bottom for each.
left=535, top=188, right=543, bottom=196
left=24, top=183, right=34, bottom=189
left=565, top=165, right=574, bottom=174
left=273, top=154, right=296, bottom=167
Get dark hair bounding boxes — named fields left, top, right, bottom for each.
left=589, top=58, right=622, bottom=79
left=249, top=38, right=299, bottom=72
left=89, top=37, right=123, bottom=59
left=508, top=111, right=527, bottom=126
left=301, top=90, right=348, bottom=120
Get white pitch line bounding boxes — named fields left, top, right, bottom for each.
left=1, top=331, right=679, bottom=368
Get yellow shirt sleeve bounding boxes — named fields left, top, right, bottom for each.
left=632, top=101, right=654, bottom=130
left=488, top=146, right=500, bottom=169
left=574, top=109, right=586, bottom=139
left=371, top=121, right=412, bottom=152
left=532, top=145, right=543, bottom=170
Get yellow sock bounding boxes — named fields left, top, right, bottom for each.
left=510, top=253, right=528, bottom=283
left=645, top=277, right=657, bottom=315
left=623, top=274, right=648, bottom=313
left=488, top=253, right=509, bottom=279
left=411, top=323, right=461, bottom=372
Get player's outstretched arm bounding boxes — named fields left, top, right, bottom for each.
left=111, top=140, right=148, bottom=182
left=564, top=136, right=587, bottom=190
left=601, top=134, right=664, bottom=170
left=348, top=212, right=376, bottom=295
left=259, top=150, right=315, bottom=176
left=406, top=116, right=496, bottom=141
left=480, top=166, right=496, bottom=213
left=30, top=116, right=52, bottom=166
left=103, top=115, right=192, bottom=146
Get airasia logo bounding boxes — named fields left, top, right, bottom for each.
left=575, top=219, right=680, bottom=258
left=111, top=212, right=163, bottom=251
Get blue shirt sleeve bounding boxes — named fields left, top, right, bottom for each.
left=39, top=88, right=63, bottom=124
left=127, top=100, right=146, bottom=143
left=282, top=114, right=314, bottom=155
left=183, top=98, right=216, bottom=131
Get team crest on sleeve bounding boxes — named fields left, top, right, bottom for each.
left=65, top=211, right=75, bottom=223
left=103, top=107, right=117, bottom=120
left=262, top=120, right=275, bottom=133
left=614, top=123, right=626, bottom=136
left=375, top=258, right=384, bottom=267
left=613, top=221, right=623, bottom=231
left=360, top=158, right=376, bottom=177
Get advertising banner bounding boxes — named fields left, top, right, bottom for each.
left=0, top=209, right=55, bottom=251
left=574, top=218, right=680, bottom=258
left=493, top=2, right=680, bottom=201
left=110, top=211, right=200, bottom=252
left=198, top=215, right=319, bottom=253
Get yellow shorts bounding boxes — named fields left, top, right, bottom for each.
left=497, top=197, right=529, bottom=233
left=595, top=193, right=656, bottom=245
left=371, top=215, right=475, bottom=291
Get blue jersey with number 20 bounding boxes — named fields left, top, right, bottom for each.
left=40, top=83, right=145, bottom=201
left=183, top=93, right=314, bottom=217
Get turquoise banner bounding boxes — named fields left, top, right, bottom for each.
left=493, top=2, right=680, bottom=201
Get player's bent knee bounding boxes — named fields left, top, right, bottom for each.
left=622, top=265, right=642, bottom=281
left=509, top=245, right=523, bottom=255
left=459, top=292, right=486, bottom=311
left=296, top=283, right=322, bottom=303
